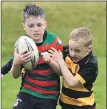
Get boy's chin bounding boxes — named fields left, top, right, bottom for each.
left=71, top=57, right=80, bottom=63
left=72, top=59, right=79, bottom=63
left=32, top=38, right=43, bottom=43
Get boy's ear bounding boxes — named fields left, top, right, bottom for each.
left=88, top=45, right=92, bottom=53
left=22, top=23, right=26, bottom=31
left=45, top=21, right=47, bottom=28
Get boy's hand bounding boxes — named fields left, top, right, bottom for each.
left=13, top=49, right=32, bottom=67
left=49, top=47, right=64, bottom=64
left=0, top=74, right=4, bottom=79
left=41, top=52, right=51, bottom=63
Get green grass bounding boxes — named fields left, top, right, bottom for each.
left=1, top=2, right=106, bottom=109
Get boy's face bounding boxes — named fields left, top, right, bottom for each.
left=23, top=16, right=47, bottom=43
left=69, top=39, right=91, bottom=63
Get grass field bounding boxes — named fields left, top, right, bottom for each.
left=1, top=2, right=106, bottom=109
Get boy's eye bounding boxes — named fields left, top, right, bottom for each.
left=69, top=48, right=81, bottom=53
left=28, top=24, right=34, bottom=28
left=75, top=49, right=81, bottom=53
left=69, top=48, right=72, bottom=51
left=37, top=24, right=42, bottom=27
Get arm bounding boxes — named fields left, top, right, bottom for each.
left=1, top=58, right=13, bottom=79
left=47, top=59, right=62, bottom=76
left=55, top=53, right=98, bottom=87
left=11, top=64, right=21, bottom=79
left=10, top=53, right=22, bottom=79
left=1, top=58, right=13, bottom=76
left=57, top=59, right=81, bottom=87
left=10, top=50, right=32, bottom=79
left=49, top=47, right=81, bottom=88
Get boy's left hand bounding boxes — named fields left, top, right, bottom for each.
left=41, top=52, right=51, bottom=63
left=0, top=74, right=4, bottom=79
left=49, top=47, right=64, bottom=64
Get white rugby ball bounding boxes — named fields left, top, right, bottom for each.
left=15, top=36, right=39, bottom=70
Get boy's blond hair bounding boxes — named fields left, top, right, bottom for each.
left=69, top=27, right=92, bottom=47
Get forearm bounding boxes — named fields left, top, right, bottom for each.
left=1, top=58, right=13, bottom=75
left=48, top=60, right=62, bottom=76
left=59, top=60, right=79, bottom=87
left=10, top=64, right=21, bottom=79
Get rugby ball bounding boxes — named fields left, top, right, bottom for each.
left=15, top=36, right=39, bottom=70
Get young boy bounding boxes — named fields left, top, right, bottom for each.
left=7, top=4, right=63, bottom=109
left=47, top=27, right=98, bottom=109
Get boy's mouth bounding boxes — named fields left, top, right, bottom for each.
left=33, top=34, right=40, bottom=37
left=71, top=57, right=79, bottom=62
left=33, top=33, right=39, bottom=35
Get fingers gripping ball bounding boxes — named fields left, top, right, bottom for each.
left=15, top=36, right=39, bottom=70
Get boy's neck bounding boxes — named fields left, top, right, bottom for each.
left=35, top=30, right=47, bottom=46
left=35, top=39, right=43, bottom=43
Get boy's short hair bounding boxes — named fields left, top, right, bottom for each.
left=69, top=27, right=92, bottom=46
left=22, top=4, right=45, bottom=22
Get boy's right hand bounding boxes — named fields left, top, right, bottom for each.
left=13, top=49, right=32, bottom=67
left=41, top=52, right=51, bottom=63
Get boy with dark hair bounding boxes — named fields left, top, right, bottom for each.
left=46, top=27, right=98, bottom=109
left=3, top=4, right=63, bottom=109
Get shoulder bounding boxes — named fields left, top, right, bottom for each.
left=47, top=32, right=57, bottom=39
left=79, top=52, right=98, bottom=69
left=86, top=53, right=98, bottom=70
left=46, top=32, right=62, bottom=46
left=47, top=32, right=62, bottom=41
left=89, top=53, right=98, bottom=63
left=78, top=53, right=98, bottom=84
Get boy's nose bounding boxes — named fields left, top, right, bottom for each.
left=34, top=26, right=39, bottom=31
left=71, top=51, right=76, bottom=57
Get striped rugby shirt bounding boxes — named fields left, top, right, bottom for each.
left=20, top=31, right=63, bottom=100
left=59, top=52, right=98, bottom=108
